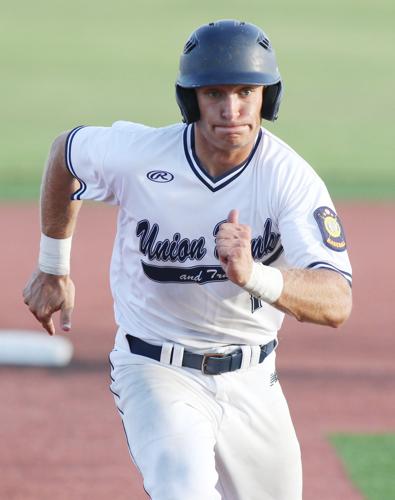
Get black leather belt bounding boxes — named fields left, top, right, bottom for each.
left=125, top=334, right=277, bottom=375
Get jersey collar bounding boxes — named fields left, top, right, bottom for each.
left=183, top=124, right=262, bottom=192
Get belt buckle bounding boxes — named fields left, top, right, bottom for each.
left=201, top=352, right=225, bottom=375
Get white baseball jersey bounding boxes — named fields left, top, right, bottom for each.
left=66, top=121, right=352, bottom=349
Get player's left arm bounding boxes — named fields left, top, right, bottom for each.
left=216, top=209, right=352, bottom=328
left=272, top=267, right=351, bottom=327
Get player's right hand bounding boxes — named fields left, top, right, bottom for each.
left=23, top=270, right=75, bottom=336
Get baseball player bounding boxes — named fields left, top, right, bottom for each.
left=23, top=20, right=352, bottom=500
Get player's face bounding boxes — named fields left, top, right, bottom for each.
left=195, top=84, right=263, bottom=155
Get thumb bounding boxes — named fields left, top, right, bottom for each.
left=227, top=209, right=239, bottom=224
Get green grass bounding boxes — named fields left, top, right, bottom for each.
left=331, top=433, right=395, bottom=500
left=1, top=0, right=394, bottom=199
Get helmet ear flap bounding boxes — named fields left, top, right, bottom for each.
left=261, top=82, right=283, bottom=121
left=176, top=86, right=200, bottom=123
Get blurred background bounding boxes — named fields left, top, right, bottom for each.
left=1, top=0, right=394, bottom=199
left=1, top=1, right=394, bottom=499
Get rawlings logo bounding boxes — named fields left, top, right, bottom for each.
left=147, top=170, right=174, bottom=183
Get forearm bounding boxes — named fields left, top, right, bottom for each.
left=24, top=132, right=80, bottom=335
left=40, top=133, right=82, bottom=238
left=274, top=268, right=352, bottom=327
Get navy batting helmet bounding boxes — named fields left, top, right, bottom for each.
left=176, top=20, right=283, bottom=123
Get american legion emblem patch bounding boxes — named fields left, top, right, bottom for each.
left=313, top=206, right=346, bottom=252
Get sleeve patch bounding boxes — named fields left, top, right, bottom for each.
left=313, top=206, right=347, bottom=252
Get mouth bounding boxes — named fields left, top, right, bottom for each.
left=214, top=124, right=250, bottom=134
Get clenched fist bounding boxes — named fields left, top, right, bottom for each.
left=216, top=209, right=253, bottom=287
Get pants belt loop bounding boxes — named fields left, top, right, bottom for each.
left=240, top=345, right=252, bottom=370
left=250, top=346, right=261, bottom=367
left=160, top=342, right=173, bottom=364
left=171, top=344, right=184, bottom=367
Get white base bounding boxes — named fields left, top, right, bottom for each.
left=0, top=330, right=73, bottom=367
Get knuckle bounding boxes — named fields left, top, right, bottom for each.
left=241, top=226, right=251, bottom=237
left=241, top=239, right=251, bottom=248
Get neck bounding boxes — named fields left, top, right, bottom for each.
left=194, top=124, right=258, bottom=178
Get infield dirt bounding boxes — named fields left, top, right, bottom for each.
left=1, top=202, right=394, bottom=499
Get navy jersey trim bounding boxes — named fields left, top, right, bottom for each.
left=183, top=124, right=262, bottom=192
left=261, top=245, right=284, bottom=266
left=307, top=261, right=352, bottom=285
left=65, top=125, right=87, bottom=200
left=109, top=386, right=120, bottom=399
left=190, top=125, right=261, bottom=183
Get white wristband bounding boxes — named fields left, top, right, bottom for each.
left=243, top=262, right=284, bottom=304
left=38, top=233, right=72, bottom=275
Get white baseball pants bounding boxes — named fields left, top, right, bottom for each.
left=109, top=346, right=302, bottom=500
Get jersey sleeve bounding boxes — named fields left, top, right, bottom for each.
left=275, top=160, right=352, bottom=285
left=65, top=125, right=118, bottom=204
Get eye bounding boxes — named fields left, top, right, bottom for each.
left=239, top=88, right=254, bottom=96
left=206, top=89, right=221, bottom=98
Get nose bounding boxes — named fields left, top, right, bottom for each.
left=221, top=94, right=241, bottom=121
